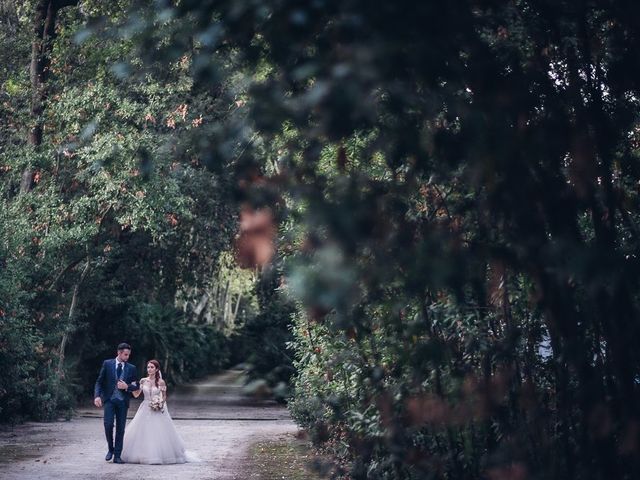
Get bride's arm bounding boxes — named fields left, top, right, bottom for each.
left=159, top=379, right=167, bottom=402
left=132, top=378, right=144, bottom=398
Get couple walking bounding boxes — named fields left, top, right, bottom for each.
left=94, top=342, right=198, bottom=464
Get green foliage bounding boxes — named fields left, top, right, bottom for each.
left=122, top=303, right=230, bottom=381
left=5, top=1, right=640, bottom=478
left=126, top=1, right=640, bottom=479
left=0, top=0, right=241, bottom=422
left=230, top=263, right=296, bottom=399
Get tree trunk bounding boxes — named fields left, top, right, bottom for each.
left=22, top=0, right=78, bottom=194
left=232, top=291, right=242, bottom=324
left=53, top=256, right=90, bottom=410
left=221, top=278, right=230, bottom=329
left=193, top=291, right=209, bottom=319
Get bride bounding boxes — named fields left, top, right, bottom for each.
left=121, top=359, right=197, bottom=464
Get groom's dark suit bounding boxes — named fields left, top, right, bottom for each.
left=94, top=359, right=139, bottom=459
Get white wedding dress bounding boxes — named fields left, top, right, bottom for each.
left=121, top=378, right=198, bottom=464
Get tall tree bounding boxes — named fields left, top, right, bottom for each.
left=22, top=0, right=78, bottom=193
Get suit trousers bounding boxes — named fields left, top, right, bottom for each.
left=103, top=398, right=128, bottom=456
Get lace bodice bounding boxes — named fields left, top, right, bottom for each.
left=140, top=378, right=165, bottom=400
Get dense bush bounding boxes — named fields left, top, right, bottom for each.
left=125, top=1, right=640, bottom=478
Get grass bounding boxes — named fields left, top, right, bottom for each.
left=0, top=442, right=49, bottom=464
left=244, top=434, right=327, bottom=480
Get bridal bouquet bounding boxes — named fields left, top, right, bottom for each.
left=149, top=395, right=164, bottom=413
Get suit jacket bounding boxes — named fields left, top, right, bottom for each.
left=94, top=359, right=140, bottom=407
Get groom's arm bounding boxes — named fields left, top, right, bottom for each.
left=126, top=365, right=140, bottom=392
left=126, top=382, right=140, bottom=392
left=94, top=360, right=107, bottom=398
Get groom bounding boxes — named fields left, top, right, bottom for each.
left=94, top=342, right=140, bottom=464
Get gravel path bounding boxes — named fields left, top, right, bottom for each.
left=0, top=368, right=298, bottom=479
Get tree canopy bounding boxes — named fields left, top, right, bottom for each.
left=3, top=1, right=640, bottom=479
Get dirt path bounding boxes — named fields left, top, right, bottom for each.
left=0, top=367, right=298, bottom=479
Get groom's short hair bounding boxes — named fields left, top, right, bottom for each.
left=117, top=342, right=131, bottom=351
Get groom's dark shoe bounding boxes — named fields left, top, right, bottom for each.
left=105, top=451, right=113, bottom=461
left=113, top=457, right=125, bottom=464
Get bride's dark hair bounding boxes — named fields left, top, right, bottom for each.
left=147, top=359, right=162, bottom=388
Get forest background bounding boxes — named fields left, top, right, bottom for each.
left=2, top=1, right=640, bottom=479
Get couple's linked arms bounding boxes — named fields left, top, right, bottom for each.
left=131, top=378, right=167, bottom=399
left=93, top=360, right=141, bottom=407
left=132, top=388, right=142, bottom=398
